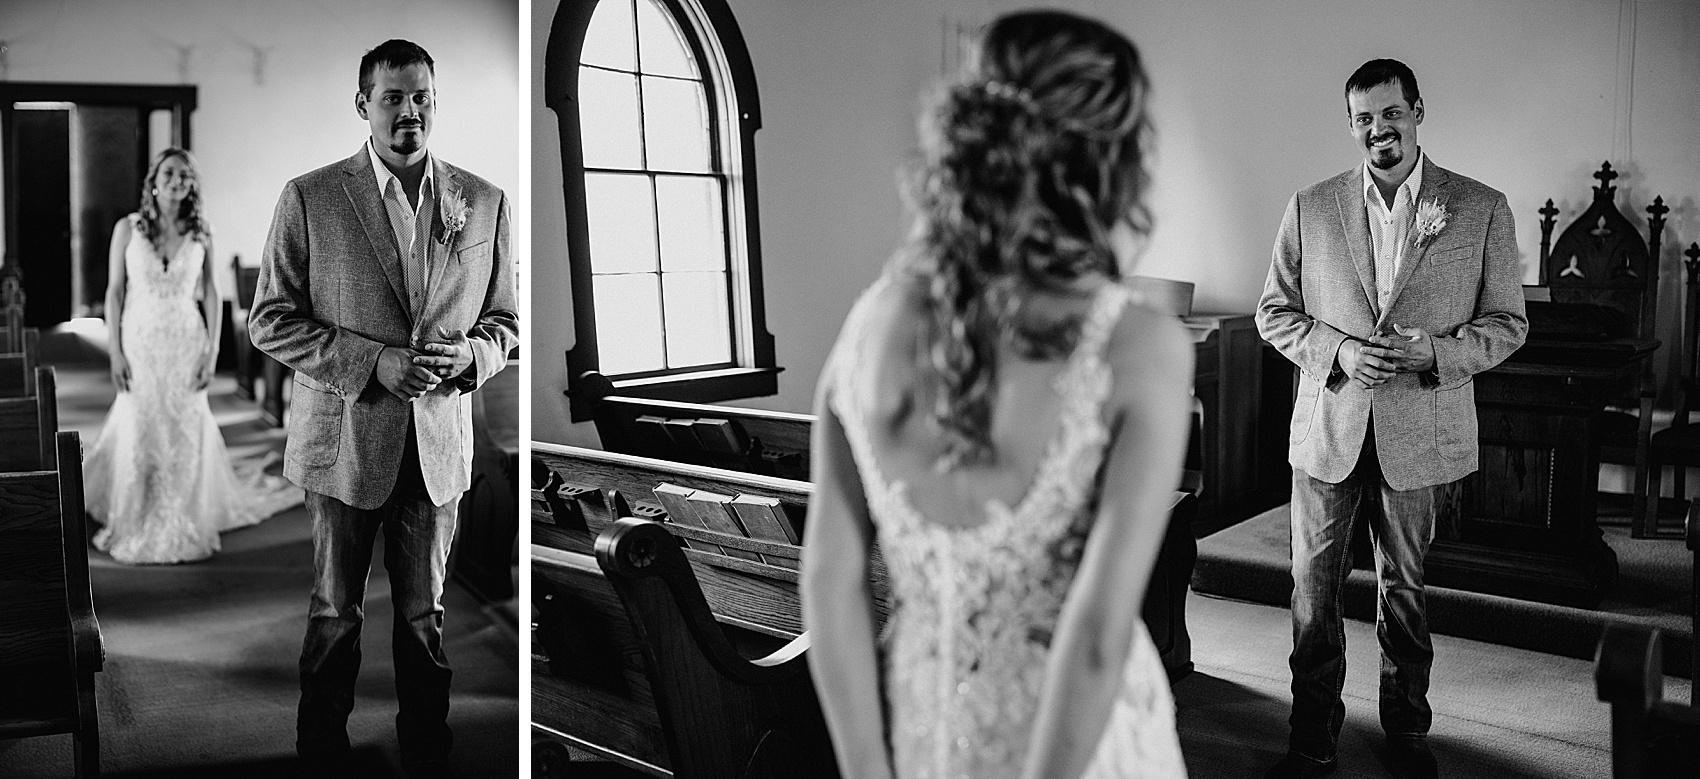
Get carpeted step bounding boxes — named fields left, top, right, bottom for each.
left=1193, top=505, right=1694, bottom=679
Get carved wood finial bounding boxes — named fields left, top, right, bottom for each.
left=1647, top=196, right=1669, bottom=237
left=1592, top=161, right=1618, bottom=200
left=1537, top=199, right=1560, bottom=281
left=1686, top=243, right=1700, bottom=286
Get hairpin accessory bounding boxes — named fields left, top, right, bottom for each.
left=981, top=79, right=1037, bottom=109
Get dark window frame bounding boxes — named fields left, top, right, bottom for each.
left=548, top=0, right=778, bottom=420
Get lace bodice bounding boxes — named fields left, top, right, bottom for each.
left=831, top=278, right=1184, bottom=778
left=125, top=215, right=205, bottom=303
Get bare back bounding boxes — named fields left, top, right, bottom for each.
left=837, top=273, right=1124, bottom=528
left=822, top=269, right=1192, bottom=778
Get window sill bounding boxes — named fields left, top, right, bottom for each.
left=568, top=366, right=781, bottom=420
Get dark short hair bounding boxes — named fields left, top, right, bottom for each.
left=1345, top=58, right=1420, bottom=112
left=359, top=39, right=435, bottom=97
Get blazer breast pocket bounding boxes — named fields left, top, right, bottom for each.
left=1426, top=242, right=1477, bottom=266
left=454, top=239, right=491, bottom=268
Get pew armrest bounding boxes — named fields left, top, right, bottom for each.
left=56, top=431, right=104, bottom=674
left=69, top=611, right=103, bottom=674
left=597, top=517, right=815, bottom=687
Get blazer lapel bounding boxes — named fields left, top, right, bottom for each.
left=342, top=148, right=412, bottom=321
left=1378, top=156, right=1449, bottom=329
left=416, top=159, right=461, bottom=340
left=1336, top=168, right=1379, bottom=319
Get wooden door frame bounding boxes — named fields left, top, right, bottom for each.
left=0, top=82, right=197, bottom=270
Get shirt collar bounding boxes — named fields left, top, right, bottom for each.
left=1362, top=148, right=1425, bottom=208
left=367, top=138, right=435, bottom=203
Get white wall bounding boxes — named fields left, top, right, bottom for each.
left=531, top=0, right=1700, bottom=443
left=1, top=0, right=520, bottom=294
left=532, top=0, right=580, bottom=445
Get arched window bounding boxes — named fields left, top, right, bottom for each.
left=550, top=0, right=776, bottom=415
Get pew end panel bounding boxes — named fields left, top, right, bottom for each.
left=533, top=443, right=840, bottom=640
left=0, top=431, right=102, bottom=777
left=532, top=518, right=838, bottom=779
left=1596, top=624, right=1700, bottom=778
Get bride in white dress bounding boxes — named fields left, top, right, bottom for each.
left=86, top=148, right=302, bottom=565
left=801, top=11, right=1192, bottom=779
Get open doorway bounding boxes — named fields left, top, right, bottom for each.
left=0, top=83, right=196, bottom=328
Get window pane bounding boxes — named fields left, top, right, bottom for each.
left=578, top=67, right=643, bottom=170
left=594, top=273, right=666, bottom=375
left=584, top=173, right=657, bottom=274
left=655, top=175, right=724, bottom=272
left=636, top=0, right=698, bottom=79
left=662, top=271, right=731, bottom=367
left=642, top=76, right=710, bottom=173
left=581, top=0, right=636, bottom=72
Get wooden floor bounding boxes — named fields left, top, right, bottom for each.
left=0, top=351, right=519, bottom=778
left=1177, top=590, right=1691, bottom=778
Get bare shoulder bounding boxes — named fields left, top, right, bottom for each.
left=113, top=213, right=139, bottom=235
left=1104, top=296, right=1194, bottom=404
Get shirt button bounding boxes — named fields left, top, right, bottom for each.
left=957, top=682, right=970, bottom=695
left=957, top=737, right=971, bottom=749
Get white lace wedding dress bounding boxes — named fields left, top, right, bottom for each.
left=832, top=280, right=1187, bottom=779
left=86, top=215, right=303, bottom=564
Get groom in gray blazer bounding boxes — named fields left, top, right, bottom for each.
left=250, top=39, right=518, bottom=776
left=1255, top=59, right=1526, bottom=779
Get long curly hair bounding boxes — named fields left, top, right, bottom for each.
left=902, top=10, right=1152, bottom=471
left=136, top=147, right=210, bottom=250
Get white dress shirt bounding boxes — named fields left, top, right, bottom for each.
left=1363, top=149, right=1425, bottom=314
left=367, top=140, right=437, bottom=319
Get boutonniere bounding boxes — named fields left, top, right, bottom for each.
left=1413, top=197, right=1449, bottom=248
left=438, top=190, right=469, bottom=246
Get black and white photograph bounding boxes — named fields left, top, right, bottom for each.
left=0, top=1, right=520, bottom=777
left=531, top=1, right=1696, bottom=778
left=2, top=0, right=1699, bottom=778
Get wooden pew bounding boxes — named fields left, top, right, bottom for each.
left=579, top=371, right=812, bottom=480
left=1595, top=624, right=1700, bottom=778
left=533, top=440, right=1195, bottom=675
left=561, top=387, right=1202, bottom=677
left=0, top=327, right=41, bottom=398
left=231, top=262, right=262, bottom=401
left=533, top=442, right=845, bottom=639
left=531, top=519, right=838, bottom=778
left=0, top=430, right=104, bottom=778
left=0, top=368, right=59, bottom=472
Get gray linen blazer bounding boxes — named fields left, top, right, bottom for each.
left=251, top=146, right=520, bottom=509
left=1256, top=156, right=1527, bottom=491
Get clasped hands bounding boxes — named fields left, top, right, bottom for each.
left=374, top=326, right=473, bottom=402
left=1338, top=324, right=1434, bottom=389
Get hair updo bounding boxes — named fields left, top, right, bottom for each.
left=902, top=9, right=1152, bottom=471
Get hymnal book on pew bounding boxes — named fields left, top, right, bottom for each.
left=691, top=418, right=746, bottom=454
left=630, top=415, right=677, bottom=454
left=661, top=418, right=705, bottom=452
left=729, top=494, right=801, bottom=545
left=652, top=483, right=714, bottom=552
left=684, top=491, right=764, bottom=562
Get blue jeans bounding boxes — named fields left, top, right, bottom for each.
left=1287, top=424, right=1435, bottom=761
left=296, top=425, right=459, bottom=764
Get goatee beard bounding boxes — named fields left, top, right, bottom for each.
left=389, top=137, right=422, bottom=155
left=1370, top=148, right=1402, bottom=170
